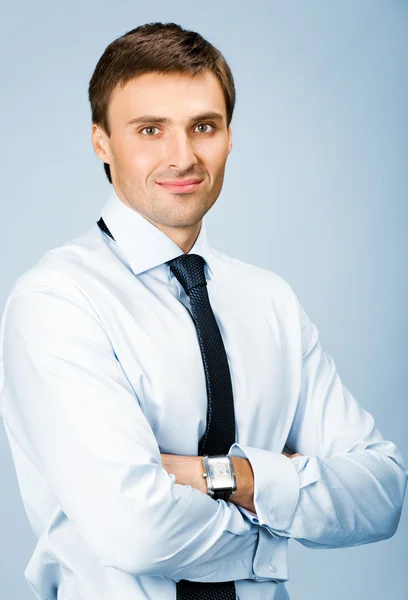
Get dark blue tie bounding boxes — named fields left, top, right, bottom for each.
left=167, top=253, right=237, bottom=599
left=97, top=218, right=237, bottom=599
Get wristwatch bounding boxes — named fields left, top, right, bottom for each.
left=202, top=454, right=237, bottom=501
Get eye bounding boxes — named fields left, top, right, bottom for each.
left=194, top=122, right=215, bottom=133
left=139, top=123, right=216, bottom=136
left=140, top=126, right=160, bottom=136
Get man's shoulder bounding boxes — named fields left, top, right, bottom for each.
left=8, top=224, right=103, bottom=298
left=210, top=246, right=294, bottom=297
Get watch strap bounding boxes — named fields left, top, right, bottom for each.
left=212, top=489, right=233, bottom=502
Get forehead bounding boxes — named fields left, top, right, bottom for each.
left=108, top=70, right=227, bottom=123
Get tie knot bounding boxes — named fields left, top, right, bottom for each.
left=167, top=253, right=207, bottom=296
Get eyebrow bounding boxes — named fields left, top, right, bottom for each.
left=126, top=111, right=225, bottom=127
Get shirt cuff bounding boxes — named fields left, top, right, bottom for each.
left=228, top=443, right=300, bottom=533
left=252, top=525, right=289, bottom=581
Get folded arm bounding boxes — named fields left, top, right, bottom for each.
left=227, top=290, right=408, bottom=549
left=160, top=450, right=302, bottom=515
left=0, top=271, right=271, bottom=583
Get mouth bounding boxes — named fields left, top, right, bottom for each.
left=156, top=180, right=203, bottom=194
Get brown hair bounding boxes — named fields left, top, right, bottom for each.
left=88, top=22, right=236, bottom=184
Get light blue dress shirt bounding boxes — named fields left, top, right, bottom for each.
left=1, top=190, right=407, bottom=600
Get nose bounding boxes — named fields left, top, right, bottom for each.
left=165, top=130, right=198, bottom=171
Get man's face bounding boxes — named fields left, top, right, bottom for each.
left=92, top=70, right=232, bottom=240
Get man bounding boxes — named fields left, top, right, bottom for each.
left=0, top=21, right=407, bottom=600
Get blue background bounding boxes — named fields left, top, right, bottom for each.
left=1, top=1, right=407, bottom=598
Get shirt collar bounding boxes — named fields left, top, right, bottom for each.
left=100, top=189, right=215, bottom=279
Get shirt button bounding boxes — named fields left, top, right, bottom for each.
left=269, top=510, right=276, bottom=523
left=268, top=563, right=276, bottom=573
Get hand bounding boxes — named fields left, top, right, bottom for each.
left=282, top=450, right=303, bottom=458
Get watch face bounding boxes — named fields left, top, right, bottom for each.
left=209, top=459, right=232, bottom=485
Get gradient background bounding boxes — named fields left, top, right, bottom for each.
left=1, top=1, right=407, bottom=598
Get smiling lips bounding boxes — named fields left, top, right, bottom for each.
left=156, top=179, right=203, bottom=193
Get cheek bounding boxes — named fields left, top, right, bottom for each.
left=210, top=145, right=229, bottom=172
left=211, top=136, right=230, bottom=159
left=116, top=137, right=156, bottom=172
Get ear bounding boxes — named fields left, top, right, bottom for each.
left=91, top=124, right=111, bottom=164
left=227, top=126, right=232, bottom=154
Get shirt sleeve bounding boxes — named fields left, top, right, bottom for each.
left=228, top=289, right=408, bottom=549
left=0, top=270, right=273, bottom=583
